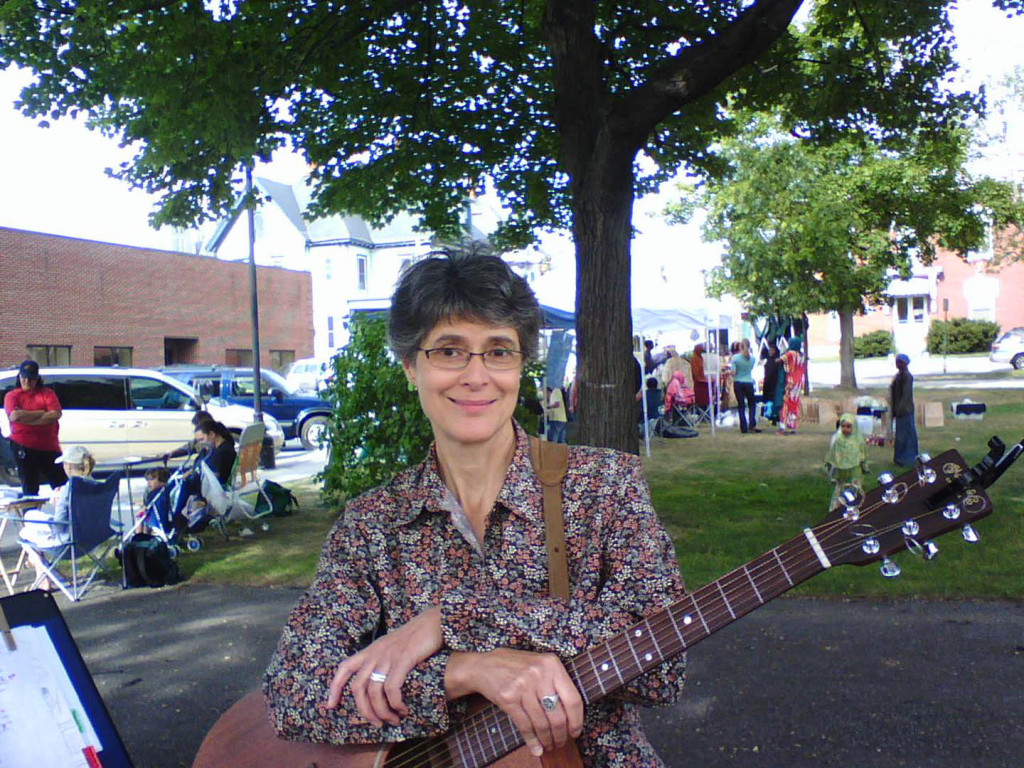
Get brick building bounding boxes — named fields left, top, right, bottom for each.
left=807, top=247, right=1024, bottom=358
left=0, top=227, right=314, bottom=370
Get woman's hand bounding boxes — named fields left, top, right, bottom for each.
left=327, top=606, right=443, bottom=727
left=445, top=649, right=584, bottom=758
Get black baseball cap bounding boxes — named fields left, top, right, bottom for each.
left=17, top=360, right=40, bottom=379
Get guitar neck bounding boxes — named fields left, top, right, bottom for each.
left=567, top=530, right=826, bottom=702
left=441, top=531, right=828, bottom=767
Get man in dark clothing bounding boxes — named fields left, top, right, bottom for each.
left=889, top=353, right=918, bottom=466
left=3, top=360, right=67, bottom=496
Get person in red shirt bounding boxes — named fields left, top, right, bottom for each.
left=3, top=360, right=66, bottom=496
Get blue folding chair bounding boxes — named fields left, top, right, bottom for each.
left=19, top=472, right=122, bottom=601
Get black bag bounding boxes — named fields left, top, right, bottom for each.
left=254, top=479, right=300, bottom=517
left=119, top=533, right=181, bottom=589
left=660, top=424, right=699, bottom=439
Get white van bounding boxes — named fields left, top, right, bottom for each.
left=283, top=357, right=327, bottom=393
left=0, top=368, right=284, bottom=472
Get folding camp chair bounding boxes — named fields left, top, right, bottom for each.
left=198, top=423, right=273, bottom=533
left=19, top=472, right=122, bottom=602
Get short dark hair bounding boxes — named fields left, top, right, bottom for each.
left=145, top=467, right=171, bottom=483
left=191, top=410, right=212, bottom=427
left=388, top=253, right=542, bottom=364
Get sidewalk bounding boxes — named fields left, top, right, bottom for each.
left=809, top=354, right=1019, bottom=389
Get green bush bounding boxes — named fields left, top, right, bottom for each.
left=321, top=313, right=549, bottom=503
left=853, top=330, right=894, bottom=358
left=321, top=314, right=433, bottom=504
left=926, top=318, right=1000, bottom=355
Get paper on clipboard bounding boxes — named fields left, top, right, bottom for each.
left=0, top=624, right=103, bottom=768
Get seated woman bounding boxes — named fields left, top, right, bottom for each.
left=664, top=370, right=695, bottom=422
left=169, top=419, right=237, bottom=531
left=263, top=253, right=688, bottom=765
left=19, top=445, right=95, bottom=590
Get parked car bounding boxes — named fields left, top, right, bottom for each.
left=0, top=367, right=284, bottom=483
left=160, top=366, right=332, bottom=449
left=283, top=357, right=328, bottom=394
left=990, top=327, right=1024, bottom=370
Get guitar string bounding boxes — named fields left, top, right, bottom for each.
left=362, top=471, right=957, bottom=768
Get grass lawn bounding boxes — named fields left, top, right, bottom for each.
left=645, top=383, right=1024, bottom=600
left=150, top=380, right=1022, bottom=601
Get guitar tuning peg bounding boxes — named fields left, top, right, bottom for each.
left=880, top=557, right=902, bottom=579
left=877, top=471, right=895, bottom=485
left=915, top=454, right=937, bottom=484
left=922, top=541, right=940, bottom=561
left=962, top=525, right=980, bottom=544
left=877, top=472, right=900, bottom=504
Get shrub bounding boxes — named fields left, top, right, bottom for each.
left=853, top=330, right=894, bottom=358
left=926, top=318, right=1000, bottom=355
left=321, top=313, right=548, bottom=503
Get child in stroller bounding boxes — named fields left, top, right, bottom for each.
left=166, top=419, right=237, bottom=548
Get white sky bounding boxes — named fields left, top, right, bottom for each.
left=0, top=0, right=1021, bottom=292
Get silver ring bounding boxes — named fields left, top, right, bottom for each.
left=540, top=694, right=560, bottom=712
left=369, top=671, right=388, bottom=684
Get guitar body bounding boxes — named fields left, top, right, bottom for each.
left=192, top=691, right=583, bottom=768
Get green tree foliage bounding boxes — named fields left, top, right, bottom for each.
left=666, top=114, right=1022, bottom=389
left=321, top=314, right=433, bottom=503
left=3, top=0, right=1022, bottom=450
left=853, top=331, right=894, bottom=359
left=926, top=318, right=1001, bottom=355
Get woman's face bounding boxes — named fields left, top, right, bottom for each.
left=841, top=421, right=853, bottom=436
left=404, top=317, right=522, bottom=450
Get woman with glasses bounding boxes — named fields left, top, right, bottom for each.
left=264, top=253, right=687, bottom=767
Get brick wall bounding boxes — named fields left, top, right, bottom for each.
left=0, top=227, right=314, bottom=369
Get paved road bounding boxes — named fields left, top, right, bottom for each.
left=60, top=587, right=1023, bottom=768
left=808, top=355, right=1019, bottom=389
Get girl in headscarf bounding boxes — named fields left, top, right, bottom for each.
left=824, top=413, right=869, bottom=510
left=777, top=336, right=806, bottom=434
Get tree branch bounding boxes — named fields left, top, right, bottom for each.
left=612, top=0, right=803, bottom=144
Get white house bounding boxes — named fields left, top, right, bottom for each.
left=206, top=177, right=551, bottom=361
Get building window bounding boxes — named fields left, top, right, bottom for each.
left=270, top=349, right=295, bottom=371
left=225, top=348, right=254, bottom=366
left=912, top=296, right=926, bottom=323
left=327, top=316, right=335, bottom=349
left=27, top=345, right=71, bottom=366
left=94, top=346, right=133, bottom=367
left=357, top=254, right=368, bottom=291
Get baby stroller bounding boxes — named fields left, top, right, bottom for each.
left=119, top=459, right=208, bottom=556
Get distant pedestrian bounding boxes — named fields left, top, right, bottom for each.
left=761, top=342, right=781, bottom=425
left=545, top=385, right=568, bottom=443
left=777, top=337, right=806, bottom=435
left=824, top=413, right=868, bottom=510
left=731, top=339, right=759, bottom=433
left=890, top=353, right=918, bottom=466
left=3, top=360, right=67, bottom=496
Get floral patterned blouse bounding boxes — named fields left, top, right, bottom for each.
left=263, top=423, right=688, bottom=767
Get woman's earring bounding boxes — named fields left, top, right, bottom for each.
left=408, top=380, right=417, bottom=392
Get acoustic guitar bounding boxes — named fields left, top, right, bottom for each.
left=194, top=436, right=1023, bottom=768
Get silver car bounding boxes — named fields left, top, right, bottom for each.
left=990, top=327, right=1024, bottom=370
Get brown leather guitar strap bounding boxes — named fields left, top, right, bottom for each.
left=529, top=436, right=571, bottom=601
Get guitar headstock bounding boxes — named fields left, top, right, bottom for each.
left=814, top=446, right=1003, bottom=572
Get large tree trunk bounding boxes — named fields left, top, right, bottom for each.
left=572, top=147, right=639, bottom=454
left=838, top=307, right=859, bottom=391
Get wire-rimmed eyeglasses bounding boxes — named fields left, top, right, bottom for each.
left=418, top=347, right=524, bottom=370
